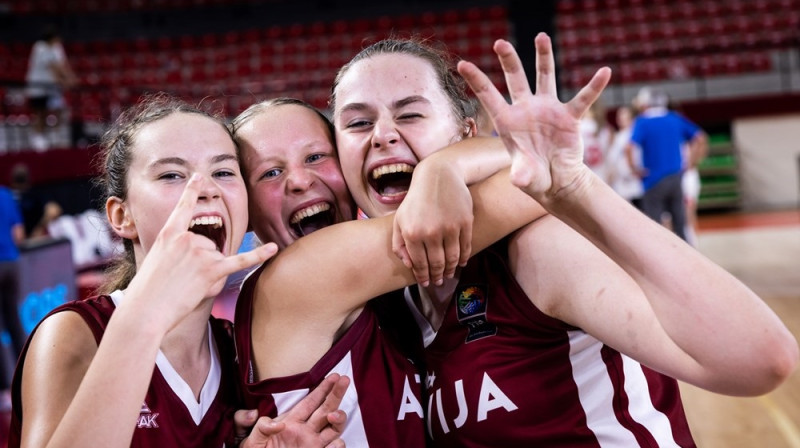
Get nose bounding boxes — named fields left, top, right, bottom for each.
left=371, top=116, right=399, bottom=150
left=196, top=173, right=221, bottom=200
left=286, top=167, right=314, bottom=193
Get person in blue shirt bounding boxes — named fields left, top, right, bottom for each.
left=625, top=87, right=708, bottom=241
left=0, top=184, right=27, bottom=405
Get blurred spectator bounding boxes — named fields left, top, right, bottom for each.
left=626, top=87, right=707, bottom=242
left=605, top=105, right=643, bottom=208
left=9, top=164, right=60, bottom=238
left=24, top=24, right=78, bottom=152
left=0, top=184, right=27, bottom=409
left=580, top=100, right=613, bottom=183
left=46, top=209, right=121, bottom=269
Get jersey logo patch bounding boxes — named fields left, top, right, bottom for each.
left=455, top=285, right=496, bottom=343
left=138, top=402, right=160, bottom=429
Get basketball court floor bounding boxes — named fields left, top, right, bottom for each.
left=680, top=208, right=800, bottom=448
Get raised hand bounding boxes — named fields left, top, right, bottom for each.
left=457, top=33, right=611, bottom=203
left=237, top=374, right=350, bottom=448
left=125, top=173, right=278, bottom=331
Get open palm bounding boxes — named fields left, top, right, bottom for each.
left=458, top=33, right=611, bottom=202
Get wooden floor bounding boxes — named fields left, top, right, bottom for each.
left=1, top=209, right=798, bottom=446
left=681, top=208, right=800, bottom=448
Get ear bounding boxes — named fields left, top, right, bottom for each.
left=464, top=117, right=478, bottom=139
left=106, top=196, right=137, bottom=240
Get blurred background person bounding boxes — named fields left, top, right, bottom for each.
left=626, top=87, right=707, bottom=242
left=0, top=183, right=27, bottom=410
left=24, top=24, right=77, bottom=152
left=606, top=105, right=643, bottom=208
left=580, top=100, right=613, bottom=183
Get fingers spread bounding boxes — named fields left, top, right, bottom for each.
left=494, top=39, right=532, bottom=103
left=534, top=32, right=557, bottom=96
left=567, top=67, right=612, bottom=118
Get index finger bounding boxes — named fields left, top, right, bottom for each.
left=305, top=374, right=350, bottom=433
left=162, top=173, right=202, bottom=237
left=457, top=60, right=507, bottom=122
left=280, top=373, right=342, bottom=422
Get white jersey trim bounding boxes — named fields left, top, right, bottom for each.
left=567, top=330, right=679, bottom=447
left=110, top=290, right=221, bottom=425
left=271, top=352, right=370, bottom=447
left=404, top=287, right=437, bottom=348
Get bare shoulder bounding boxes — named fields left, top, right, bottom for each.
left=24, top=310, right=98, bottom=387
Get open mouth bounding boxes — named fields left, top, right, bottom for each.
left=189, top=216, right=226, bottom=252
left=369, top=163, right=414, bottom=198
left=290, top=202, right=335, bottom=237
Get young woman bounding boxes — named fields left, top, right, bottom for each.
left=229, top=93, right=548, bottom=445
left=329, top=33, right=798, bottom=446
left=9, top=94, right=348, bottom=448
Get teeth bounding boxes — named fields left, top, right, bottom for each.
left=190, top=216, right=223, bottom=229
left=291, top=203, right=331, bottom=224
left=371, top=163, right=414, bottom=179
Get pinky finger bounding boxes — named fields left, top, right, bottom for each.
left=220, top=242, right=279, bottom=278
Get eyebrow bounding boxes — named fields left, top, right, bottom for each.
left=150, top=153, right=239, bottom=168
left=394, top=95, right=430, bottom=109
left=337, top=95, right=431, bottom=116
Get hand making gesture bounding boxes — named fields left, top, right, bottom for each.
left=457, top=33, right=611, bottom=204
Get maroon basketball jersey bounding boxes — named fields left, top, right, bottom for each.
left=9, top=295, right=239, bottom=448
left=410, top=242, right=697, bottom=447
left=234, top=266, right=427, bottom=447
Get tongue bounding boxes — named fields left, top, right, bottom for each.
left=296, top=212, right=334, bottom=236
left=377, top=175, right=411, bottom=197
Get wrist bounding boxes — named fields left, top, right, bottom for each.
left=542, top=166, right=598, bottom=213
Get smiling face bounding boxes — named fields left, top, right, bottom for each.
left=117, top=112, right=249, bottom=267
left=236, top=102, right=355, bottom=249
left=333, top=52, right=473, bottom=218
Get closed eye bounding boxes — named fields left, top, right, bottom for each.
left=346, top=119, right=371, bottom=129
left=398, top=113, right=423, bottom=120
left=214, top=169, right=237, bottom=178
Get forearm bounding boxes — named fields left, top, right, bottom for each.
left=547, top=170, right=798, bottom=394
left=270, top=168, right=544, bottom=313
left=422, top=136, right=510, bottom=185
left=45, top=309, right=166, bottom=447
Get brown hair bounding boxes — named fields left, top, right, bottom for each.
left=330, top=37, right=476, bottom=123
left=95, top=92, right=232, bottom=294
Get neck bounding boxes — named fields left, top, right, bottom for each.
left=160, top=300, right=215, bottom=397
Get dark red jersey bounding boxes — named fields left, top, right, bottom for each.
left=9, top=294, right=239, bottom=448
left=234, top=265, right=427, bottom=447
left=408, top=241, right=697, bottom=447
